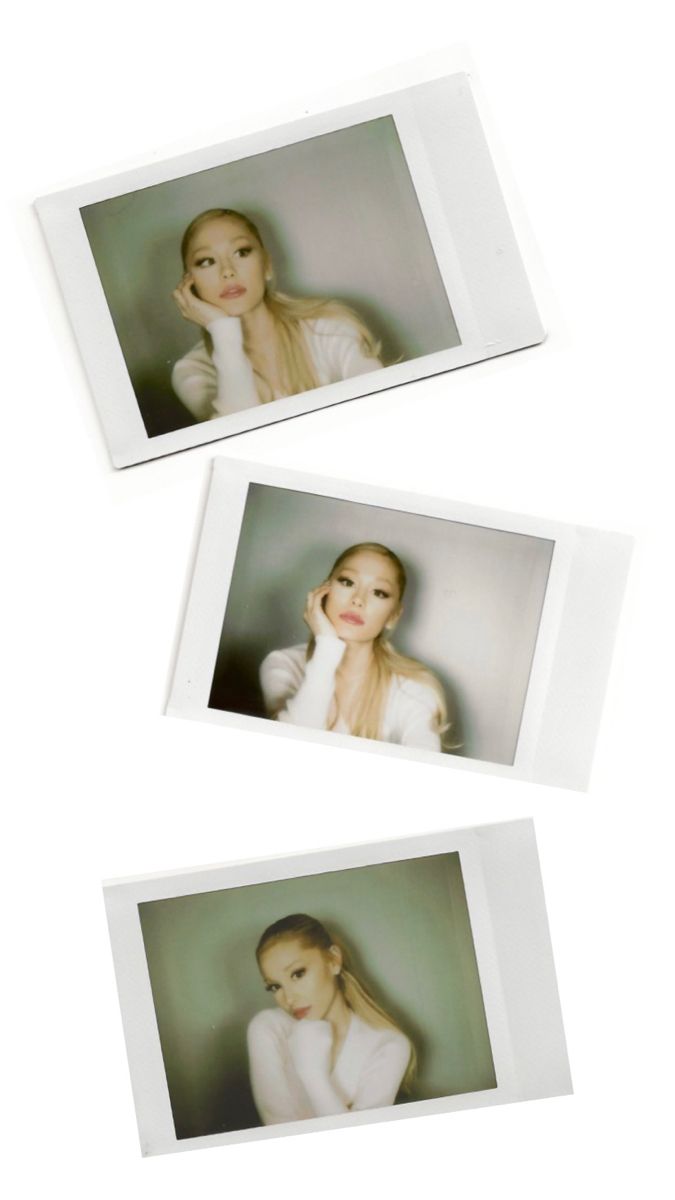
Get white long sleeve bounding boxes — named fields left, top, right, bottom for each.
left=260, top=637, right=345, bottom=729
left=260, top=641, right=444, bottom=751
left=172, top=315, right=382, bottom=422
left=349, top=1035, right=411, bottom=1111
left=286, top=1021, right=351, bottom=1118
left=247, top=1010, right=313, bottom=1126
left=392, top=677, right=443, bottom=752
left=305, top=317, right=382, bottom=383
left=171, top=317, right=260, bottom=420
left=247, top=1009, right=410, bottom=1126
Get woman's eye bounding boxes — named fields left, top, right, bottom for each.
left=337, top=577, right=353, bottom=587
left=291, top=969, right=306, bottom=980
left=194, top=257, right=214, bottom=268
left=265, top=983, right=279, bottom=993
left=374, top=589, right=390, bottom=599
left=235, top=247, right=252, bottom=258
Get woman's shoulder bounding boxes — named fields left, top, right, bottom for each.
left=260, top=644, right=308, bottom=673
left=302, top=314, right=363, bottom=341
left=173, top=338, right=213, bottom=369
left=247, top=1007, right=293, bottom=1041
left=391, top=669, right=441, bottom=711
left=351, top=1014, right=411, bottom=1057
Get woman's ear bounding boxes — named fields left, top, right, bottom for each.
left=385, top=605, right=403, bottom=632
left=328, top=944, right=343, bottom=975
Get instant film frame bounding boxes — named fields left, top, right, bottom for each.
left=103, top=820, right=571, bottom=1154
left=36, top=68, right=544, bottom=467
left=168, top=458, right=632, bottom=790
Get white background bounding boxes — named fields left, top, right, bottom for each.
left=3, top=3, right=672, bottom=1198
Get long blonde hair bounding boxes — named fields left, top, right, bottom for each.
left=256, top=913, right=416, bottom=1092
left=180, top=208, right=382, bottom=404
left=308, top=542, right=453, bottom=747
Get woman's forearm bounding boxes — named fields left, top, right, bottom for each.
left=297, top=1071, right=349, bottom=1117
left=172, top=317, right=260, bottom=420
left=207, top=317, right=260, bottom=414
left=262, top=636, right=346, bottom=729
left=288, top=1022, right=349, bottom=1116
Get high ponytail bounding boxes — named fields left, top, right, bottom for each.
left=256, top=913, right=416, bottom=1092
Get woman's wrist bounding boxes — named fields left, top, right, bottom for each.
left=207, top=314, right=244, bottom=341
left=289, top=1020, right=333, bottom=1080
left=311, top=635, right=347, bottom=666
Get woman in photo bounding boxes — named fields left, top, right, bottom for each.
left=171, top=208, right=383, bottom=420
left=247, top=913, right=414, bottom=1125
left=260, top=542, right=456, bottom=752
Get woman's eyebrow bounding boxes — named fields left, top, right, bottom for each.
left=189, top=235, right=250, bottom=255
left=263, top=956, right=304, bottom=983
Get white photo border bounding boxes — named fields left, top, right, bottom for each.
left=103, top=819, right=571, bottom=1155
left=168, top=457, right=632, bottom=791
left=36, top=66, right=544, bottom=468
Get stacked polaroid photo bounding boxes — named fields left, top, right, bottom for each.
left=37, top=64, right=631, bottom=1154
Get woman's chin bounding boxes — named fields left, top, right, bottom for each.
left=214, top=299, right=246, bottom=316
left=334, top=626, right=373, bottom=644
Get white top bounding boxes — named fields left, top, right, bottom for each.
left=171, top=314, right=382, bottom=421
left=247, top=1007, right=411, bottom=1125
left=260, top=635, right=443, bottom=752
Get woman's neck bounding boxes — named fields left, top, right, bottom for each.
left=240, top=299, right=276, bottom=347
left=337, top=639, right=375, bottom=678
left=323, top=987, right=352, bottom=1049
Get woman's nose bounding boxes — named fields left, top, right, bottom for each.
left=221, top=260, right=235, bottom=277
left=352, top=592, right=365, bottom=607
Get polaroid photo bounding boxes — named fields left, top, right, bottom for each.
left=36, top=68, right=544, bottom=467
left=103, top=819, right=571, bottom=1154
left=168, top=457, right=632, bottom=791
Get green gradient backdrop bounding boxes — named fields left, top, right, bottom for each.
left=138, top=853, right=496, bottom=1139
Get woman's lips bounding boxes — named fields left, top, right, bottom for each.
left=219, top=285, right=246, bottom=298
left=339, top=612, right=365, bottom=626
left=293, top=1007, right=311, bottom=1020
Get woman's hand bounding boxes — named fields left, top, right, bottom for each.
left=304, top=582, right=339, bottom=640
left=288, top=1019, right=333, bottom=1080
left=171, top=274, right=231, bottom=329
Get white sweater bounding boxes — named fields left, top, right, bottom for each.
left=260, top=635, right=443, bottom=752
left=172, top=314, right=382, bottom=421
left=247, top=1007, right=411, bottom=1125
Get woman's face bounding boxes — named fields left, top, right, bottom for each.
left=259, top=937, right=340, bottom=1021
left=324, top=549, right=402, bottom=643
left=184, top=216, right=269, bottom=317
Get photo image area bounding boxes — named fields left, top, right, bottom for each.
left=138, top=851, right=496, bottom=1139
left=79, top=117, right=459, bottom=438
left=208, top=485, right=555, bottom=766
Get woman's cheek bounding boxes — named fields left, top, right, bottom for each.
left=195, top=272, right=217, bottom=301
left=324, top=590, right=340, bottom=623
